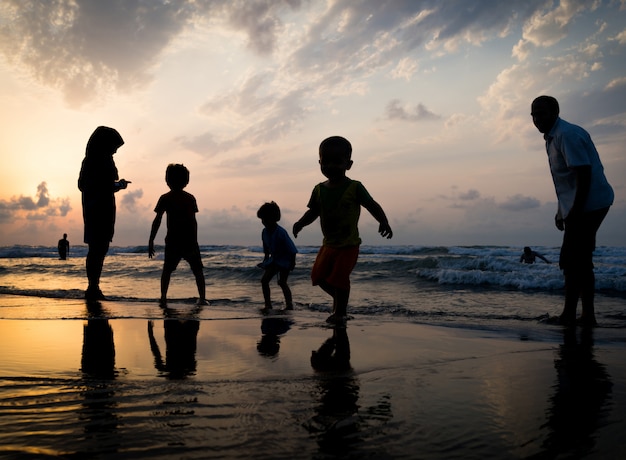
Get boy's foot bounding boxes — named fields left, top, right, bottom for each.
left=159, top=298, right=167, bottom=307
left=284, top=304, right=294, bottom=311
left=261, top=306, right=273, bottom=313
left=196, top=299, right=209, bottom=306
left=325, top=313, right=347, bottom=325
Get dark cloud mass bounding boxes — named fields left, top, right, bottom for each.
left=0, top=0, right=305, bottom=107
left=0, top=182, right=71, bottom=223
left=0, top=0, right=212, bottom=106
left=499, top=194, right=541, bottom=211
left=385, top=99, right=441, bottom=122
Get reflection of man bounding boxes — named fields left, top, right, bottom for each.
left=531, top=96, right=614, bottom=327
left=58, top=233, right=70, bottom=260
left=540, top=328, right=612, bottom=457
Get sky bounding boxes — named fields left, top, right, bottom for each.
left=1, top=0, right=625, bottom=248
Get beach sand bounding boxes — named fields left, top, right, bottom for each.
left=1, top=295, right=625, bottom=459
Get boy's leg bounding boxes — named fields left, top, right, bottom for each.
left=161, top=248, right=180, bottom=303
left=261, top=266, right=278, bottom=308
left=187, top=249, right=207, bottom=303
left=160, top=268, right=172, bottom=302
left=277, top=269, right=293, bottom=309
left=319, top=246, right=358, bottom=321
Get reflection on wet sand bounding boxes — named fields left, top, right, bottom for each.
left=148, top=304, right=204, bottom=379
left=80, top=301, right=119, bottom=455
left=534, top=327, right=613, bottom=459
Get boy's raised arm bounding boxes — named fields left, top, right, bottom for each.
left=363, top=200, right=393, bottom=239
left=293, top=209, right=319, bottom=238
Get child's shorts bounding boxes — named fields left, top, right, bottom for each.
left=163, top=243, right=203, bottom=273
left=311, top=245, right=359, bottom=290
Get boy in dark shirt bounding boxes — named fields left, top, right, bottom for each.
left=149, top=164, right=207, bottom=305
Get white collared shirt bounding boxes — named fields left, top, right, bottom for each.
left=545, top=118, right=614, bottom=218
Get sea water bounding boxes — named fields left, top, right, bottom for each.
left=1, top=245, right=626, bottom=459
left=1, top=244, right=625, bottom=332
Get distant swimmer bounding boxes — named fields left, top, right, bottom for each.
left=520, top=246, right=551, bottom=264
left=57, top=233, right=70, bottom=260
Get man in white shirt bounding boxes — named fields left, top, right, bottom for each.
left=531, top=95, right=614, bottom=327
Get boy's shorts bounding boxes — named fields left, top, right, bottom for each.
left=163, top=243, right=203, bottom=273
left=311, top=245, right=359, bottom=290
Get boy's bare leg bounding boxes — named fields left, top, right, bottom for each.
left=261, top=268, right=277, bottom=309
left=191, top=266, right=207, bottom=304
left=334, top=287, right=349, bottom=317
left=278, top=270, right=293, bottom=309
left=160, top=270, right=172, bottom=304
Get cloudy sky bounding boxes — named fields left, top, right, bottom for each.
left=1, top=0, right=625, bottom=248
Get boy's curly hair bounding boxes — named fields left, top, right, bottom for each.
left=165, top=164, right=190, bottom=190
left=257, top=201, right=281, bottom=222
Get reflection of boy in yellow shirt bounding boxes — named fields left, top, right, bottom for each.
left=293, top=136, right=393, bottom=324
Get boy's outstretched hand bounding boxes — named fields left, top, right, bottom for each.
left=293, top=221, right=303, bottom=238
left=379, top=222, right=393, bottom=239
left=148, top=240, right=155, bottom=258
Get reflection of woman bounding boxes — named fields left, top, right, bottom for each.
left=81, top=303, right=116, bottom=379
left=78, top=126, right=130, bottom=300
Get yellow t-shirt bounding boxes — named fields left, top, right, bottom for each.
left=307, top=179, right=374, bottom=247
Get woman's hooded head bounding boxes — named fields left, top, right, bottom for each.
left=86, top=126, right=124, bottom=158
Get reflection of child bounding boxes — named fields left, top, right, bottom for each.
left=257, top=201, right=297, bottom=311
left=293, top=136, right=393, bottom=324
left=149, top=164, right=207, bottom=305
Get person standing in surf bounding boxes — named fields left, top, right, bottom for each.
left=148, top=163, right=207, bottom=306
left=57, top=233, right=70, bottom=260
left=78, top=126, right=131, bottom=300
left=257, top=201, right=297, bottom=312
left=293, top=136, right=393, bottom=324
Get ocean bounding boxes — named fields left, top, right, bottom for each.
left=1, top=244, right=625, bottom=332
left=1, top=244, right=625, bottom=459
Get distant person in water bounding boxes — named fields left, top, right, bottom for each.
left=57, top=233, right=70, bottom=260
left=520, top=246, right=551, bottom=264
left=257, top=201, right=297, bottom=311
left=149, top=164, right=207, bottom=306
left=293, top=136, right=393, bottom=324
left=78, top=126, right=131, bottom=300
left=531, top=95, right=614, bottom=327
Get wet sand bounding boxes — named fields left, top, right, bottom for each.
left=1, top=295, right=625, bottom=459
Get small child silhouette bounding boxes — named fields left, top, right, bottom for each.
left=149, top=164, right=207, bottom=305
left=293, top=136, right=393, bottom=324
left=257, top=201, right=297, bottom=311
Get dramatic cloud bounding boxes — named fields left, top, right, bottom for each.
left=0, top=182, right=71, bottom=223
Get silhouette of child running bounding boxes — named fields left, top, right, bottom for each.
left=293, top=136, right=393, bottom=324
left=149, top=164, right=207, bottom=305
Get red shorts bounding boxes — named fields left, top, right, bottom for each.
left=311, top=245, right=359, bottom=290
